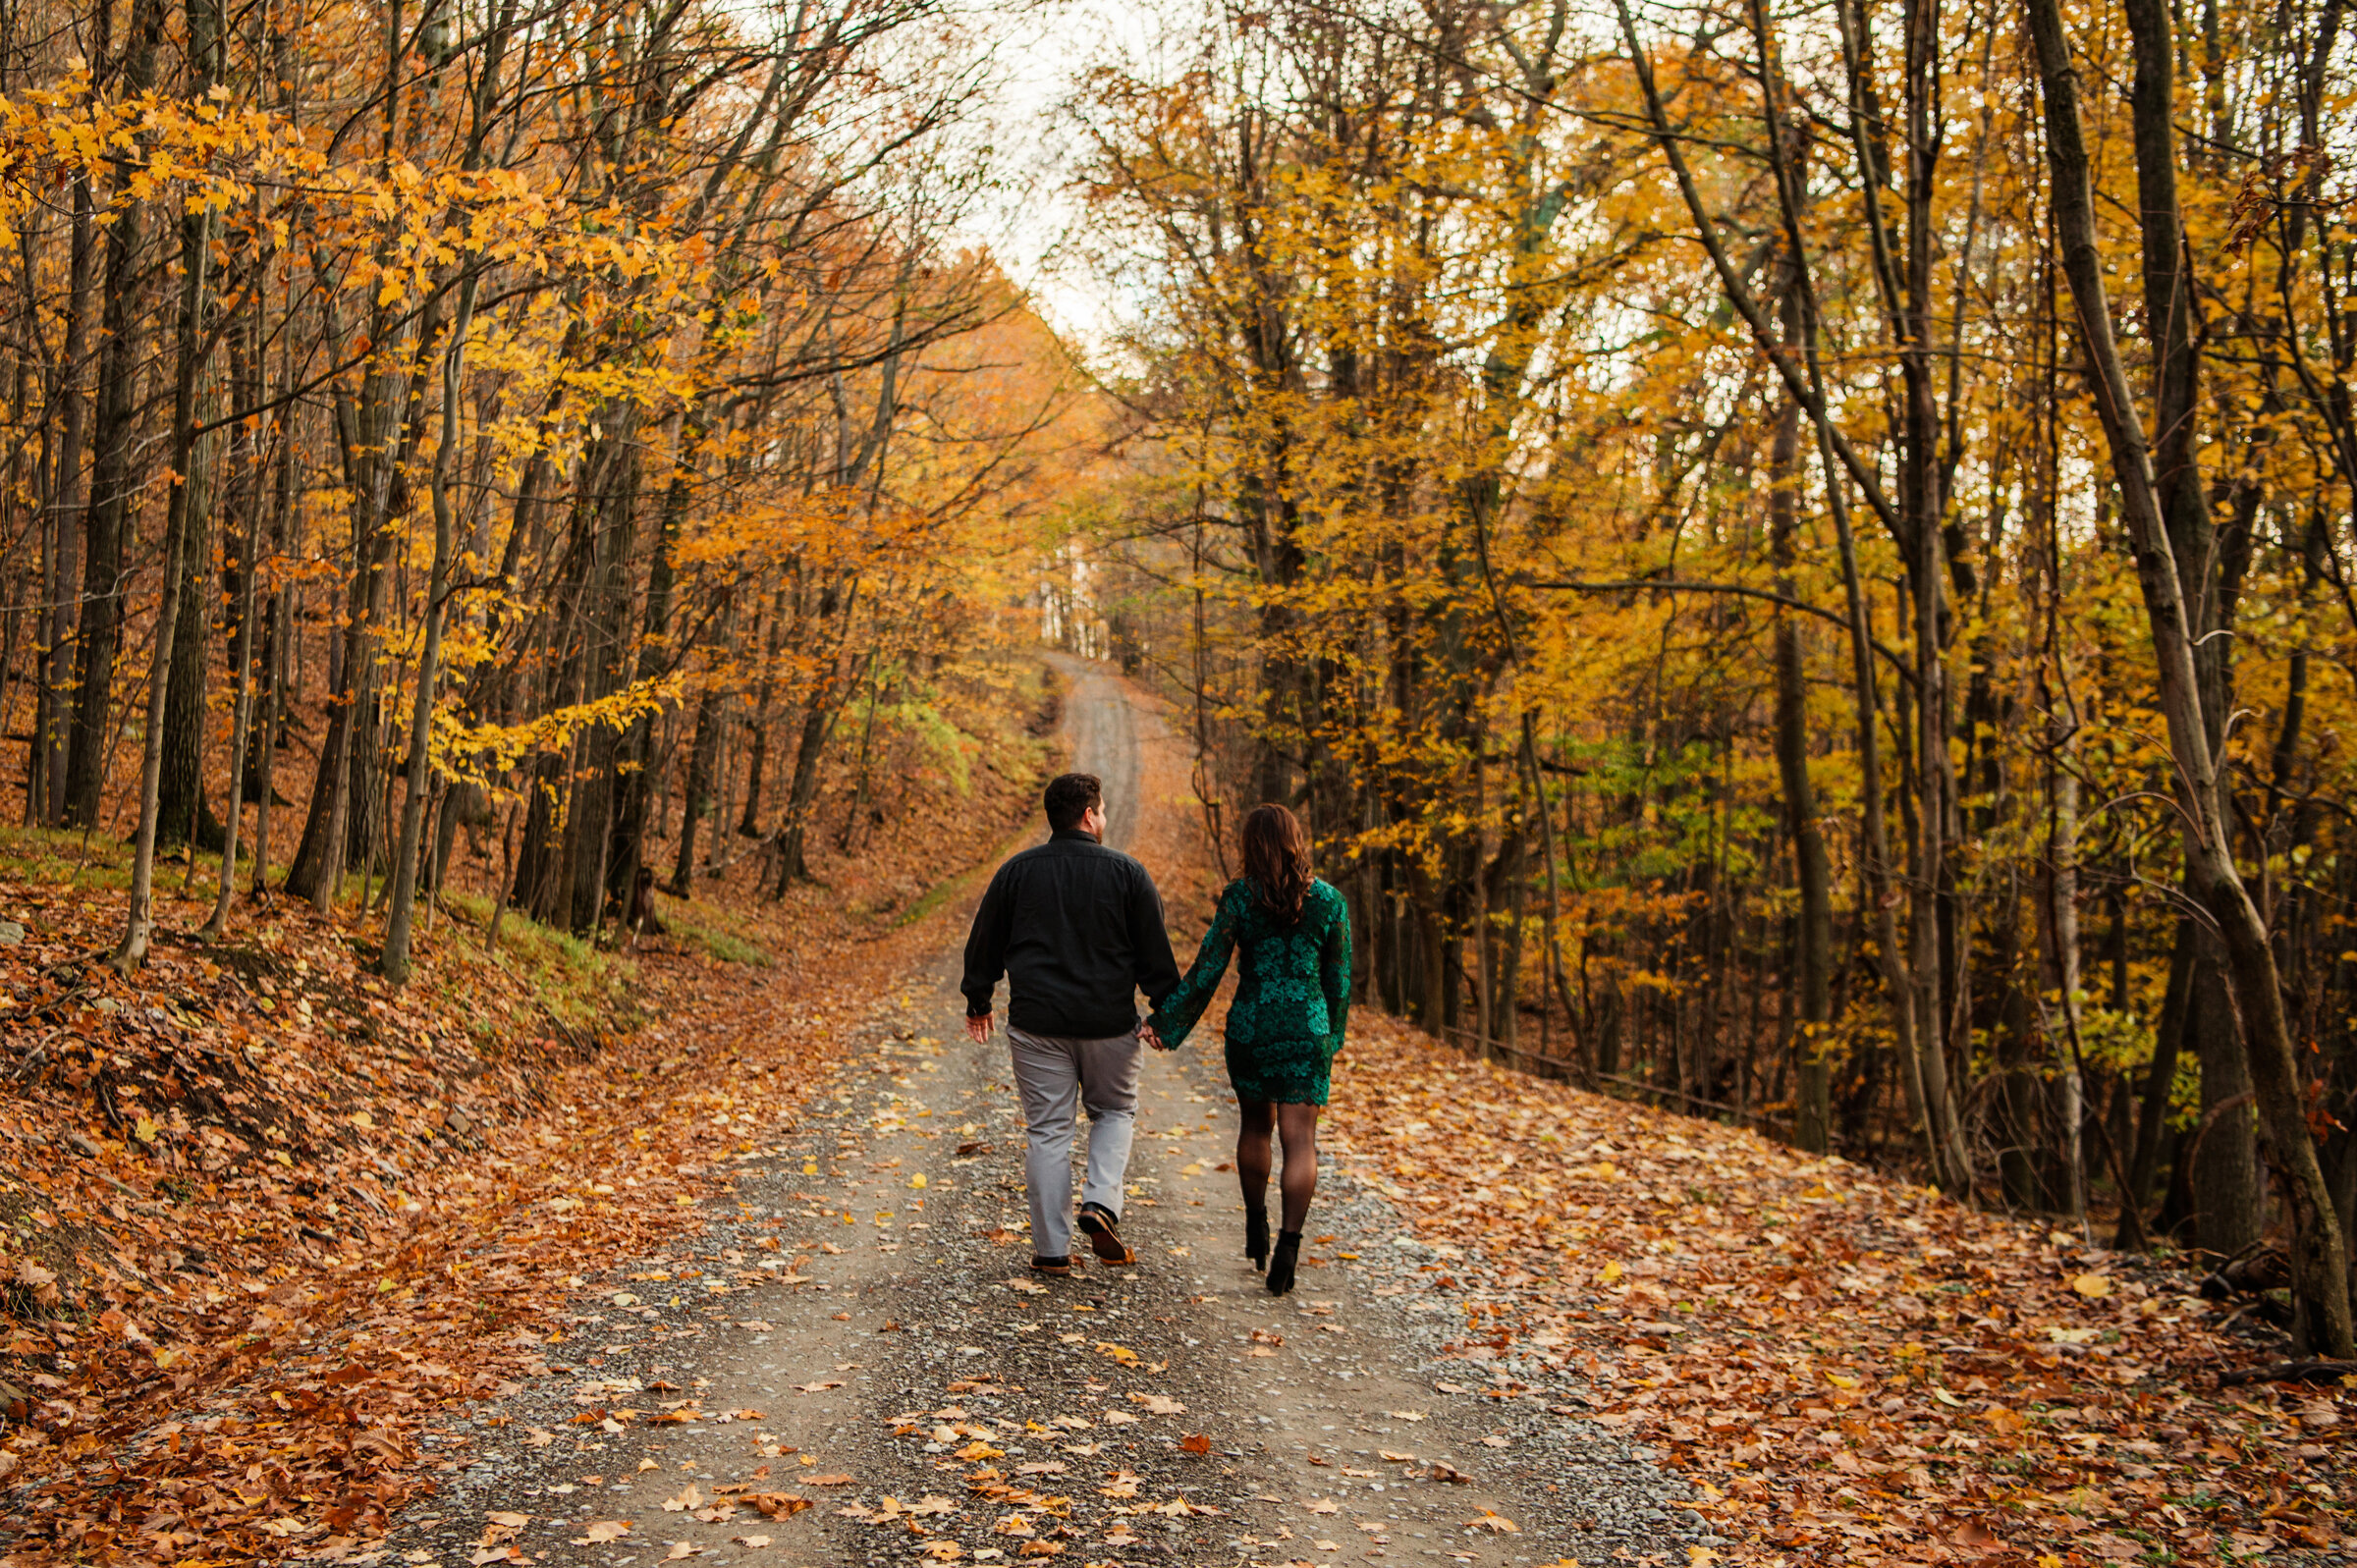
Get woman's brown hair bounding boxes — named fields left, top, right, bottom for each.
left=1240, top=804, right=1313, bottom=925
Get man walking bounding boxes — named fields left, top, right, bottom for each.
left=963, top=773, right=1180, bottom=1275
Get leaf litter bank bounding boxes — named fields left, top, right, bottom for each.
left=0, top=699, right=1053, bottom=1565
left=1322, top=1022, right=2352, bottom=1563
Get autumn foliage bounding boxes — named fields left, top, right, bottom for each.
left=1068, top=0, right=2357, bottom=1351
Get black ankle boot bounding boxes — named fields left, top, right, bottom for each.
left=1266, top=1230, right=1301, bottom=1295
left=1244, top=1205, right=1270, bottom=1271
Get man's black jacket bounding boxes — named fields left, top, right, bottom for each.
left=961, top=828, right=1180, bottom=1039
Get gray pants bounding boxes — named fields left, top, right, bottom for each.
left=1008, top=1025, right=1142, bottom=1260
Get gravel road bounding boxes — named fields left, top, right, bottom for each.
left=379, top=659, right=1705, bottom=1568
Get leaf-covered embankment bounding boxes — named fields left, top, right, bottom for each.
left=0, top=657, right=1064, bottom=1563
left=1324, top=1023, right=2352, bottom=1564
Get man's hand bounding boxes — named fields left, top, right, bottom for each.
left=1140, top=1022, right=1169, bottom=1052
left=965, top=1013, right=994, bottom=1045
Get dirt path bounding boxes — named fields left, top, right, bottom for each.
left=385, top=660, right=1702, bottom=1568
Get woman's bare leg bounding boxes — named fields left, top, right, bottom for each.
left=1274, top=1102, right=1321, bottom=1233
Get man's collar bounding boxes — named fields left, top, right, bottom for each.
left=1051, top=826, right=1101, bottom=844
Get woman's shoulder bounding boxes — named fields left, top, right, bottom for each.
left=1308, top=879, right=1347, bottom=915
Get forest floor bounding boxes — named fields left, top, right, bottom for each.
left=0, top=655, right=2349, bottom=1568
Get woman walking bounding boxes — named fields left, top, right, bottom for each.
left=1147, top=804, right=1350, bottom=1294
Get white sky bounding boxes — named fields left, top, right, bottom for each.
left=958, top=0, right=1164, bottom=351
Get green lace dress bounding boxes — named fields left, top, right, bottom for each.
left=1148, top=878, right=1352, bottom=1106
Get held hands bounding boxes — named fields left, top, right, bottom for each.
left=1140, top=1022, right=1173, bottom=1052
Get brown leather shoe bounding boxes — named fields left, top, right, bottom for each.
left=1030, top=1256, right=1075, bottom=1276
left=1076, top=1203, right=1134, bottom=1265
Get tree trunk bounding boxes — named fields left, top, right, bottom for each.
left=736, top=585, right=786, bottom=837
left=2119, top=918, right=2195, bottom=1244
left=1770, top=280, right=1836, bottom=1153
left=157, top=437, right=219, bottom=849
left=384, top=274, right=477, bottom=983
left=247, top=469, right=292, bottom=897
left=35, top=172, right=94, bottom=827
left=1996, top=947, right=2044, bottom=1209
left=772, top=693, right=835, bottom=890
left=201, top=218, right=266, bottom=942
left=66, top=0, right=163, bottom=831
left=161, top=18, right=230, bottom=859
left=605, top=421, right=693, bottom=913
left=672, top=669, right=724, bottom=894
left=2189, top=938, right=2264, bottom=1258
left=2039, top=756, right=2087, bottom=1221
left=112, top=112, right=209, bottom=970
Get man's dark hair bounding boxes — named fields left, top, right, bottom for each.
left=1044, top=773, right=1103, bottom=831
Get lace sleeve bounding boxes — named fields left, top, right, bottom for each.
left=1147, top=882, right=1241, bottom=1050
left=1318, top=886, right=1351, bottom=1055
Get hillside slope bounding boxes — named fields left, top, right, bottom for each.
left=0, top=657, right=1061, bottom=1563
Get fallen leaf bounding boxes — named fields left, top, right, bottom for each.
left=1151, top=1497, right=1223, bottom=1516
left=1952, top=1521, right=2003, bottom=1552
left=745, top=1492, right=813, bottom=1518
